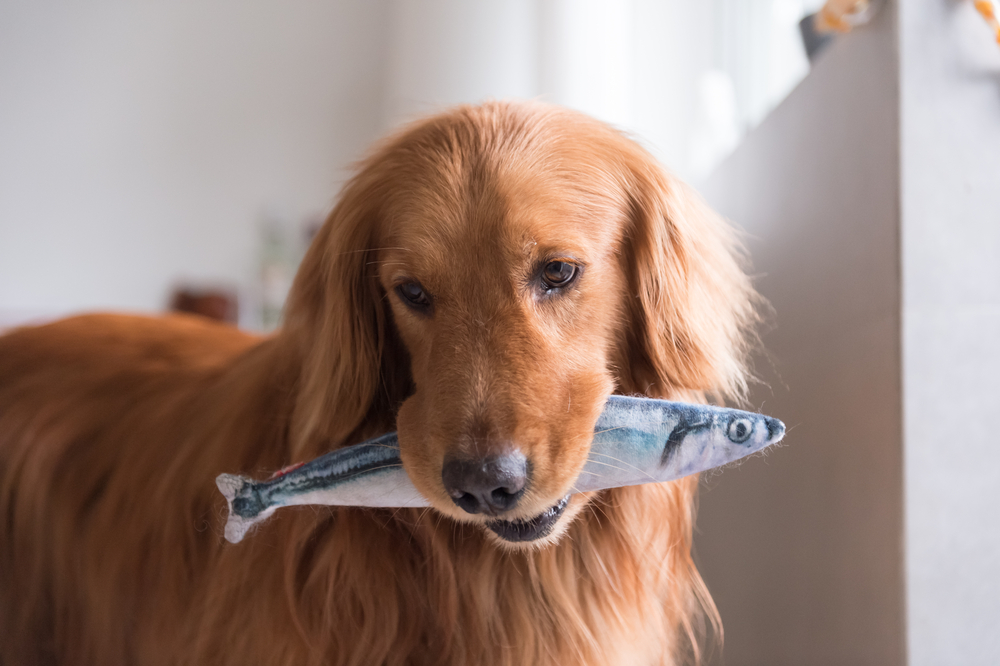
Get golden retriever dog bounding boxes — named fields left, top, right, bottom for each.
left=0, top=100, right=757, bottom=665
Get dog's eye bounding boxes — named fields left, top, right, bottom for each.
left=541, top=261, right=579, bottom=291
left=395, top=282, right=432, bottom=310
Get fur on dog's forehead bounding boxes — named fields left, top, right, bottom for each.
left=376, top=136, right=632, bottom=290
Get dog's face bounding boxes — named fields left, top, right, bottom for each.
left=286, top=102, right=753, bottom=549
left=379, top=153, right=630, bottom=546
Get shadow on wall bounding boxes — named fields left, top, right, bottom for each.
left=693, top=4, right=905, bottom=665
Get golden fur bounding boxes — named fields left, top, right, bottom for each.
left=0, top=101, right=757, bottom=665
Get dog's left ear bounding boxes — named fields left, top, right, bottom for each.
left=617, top=150, right=759, bottom=401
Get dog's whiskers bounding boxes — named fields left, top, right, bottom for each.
left=586, top=452, right=660, bottom=481
left=574, top=458, right=634, bottom=477
left=331, top=246, right=411, bottom=257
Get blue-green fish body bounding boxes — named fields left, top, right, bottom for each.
left=217, top=395, right=784, bottom=543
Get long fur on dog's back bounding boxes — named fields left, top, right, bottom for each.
left=0, top=315, right=279, bottom=664
left=0, top=101, right=756, bottom=666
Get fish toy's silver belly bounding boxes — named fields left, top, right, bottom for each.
left=217, top=395, right=785, bottom=543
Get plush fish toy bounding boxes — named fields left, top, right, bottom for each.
left=217, top=396, right=785, bottom=543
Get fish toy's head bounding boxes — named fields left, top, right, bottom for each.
left=640, top=403, right=785, bottom=480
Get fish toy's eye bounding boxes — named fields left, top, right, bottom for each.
left=727, top=417, right=753, bottom=443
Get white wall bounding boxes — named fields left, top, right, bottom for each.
left=630, top=0, right=716, bottom=171
left=382, top=0, right=537, bottom=129
left=0, top=0, right=389, bottom=327
left=1, top=0, right=823, bottom=330
left=901, top=2, right=1000, bottom=663
left=537, top=0, right=635, bottom=129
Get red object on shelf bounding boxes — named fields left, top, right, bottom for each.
left=169, top=287, right=239, bottom=324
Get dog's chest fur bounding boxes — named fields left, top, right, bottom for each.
left=197, top=483, right=693, bottom=666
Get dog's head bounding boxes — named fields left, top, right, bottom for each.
left=283, top=101, right=755, bottom=548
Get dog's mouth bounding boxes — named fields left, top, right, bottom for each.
left=485, top=495, right=570, bottom=542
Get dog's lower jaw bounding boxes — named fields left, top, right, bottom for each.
left=480, top=494, right=591, bottom=551
left=486, top=495, right=570, bottom=543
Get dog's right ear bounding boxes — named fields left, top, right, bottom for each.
left=281, top=168, right=410, bottom=458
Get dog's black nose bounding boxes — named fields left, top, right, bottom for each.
left=442, top=453, right=528, bottom=515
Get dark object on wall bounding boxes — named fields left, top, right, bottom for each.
left=170, top=287, right=238, bottom=324
left=800, top=13, right=835, bottom=61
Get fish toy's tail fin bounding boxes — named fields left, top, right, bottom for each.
left=216, top=473, right=272, bottom=544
